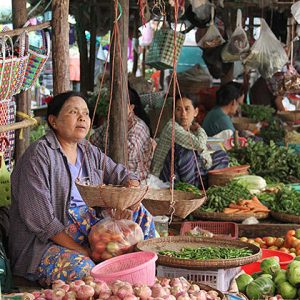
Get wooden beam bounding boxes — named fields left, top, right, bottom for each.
left=52, top=0, right=70, bottom=95
left=109, top=0, right=129, bottom=164
left=0, top=119, right=36, bottom=134
left=12, top=0, right=30, bottom=161
left=0, top=22, right=50, bottom=38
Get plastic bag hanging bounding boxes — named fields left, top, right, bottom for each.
left=189, top=0, right=212, bottom=22
left=244, top=19, right=288, bottom=79
left=291, top=1, right=300, bottom=24
left=198, top=6, right=225, bottom=49
left=221, top=9, right=249, bottom=62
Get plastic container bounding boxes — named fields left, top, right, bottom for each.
left=153, top=215, right=169, bottom=237
left=91, top=251, right=157, bottom=286
left=241, top=249, right=294, bottom=274
left=180, top=221, right=238, bottom=239
left=156, top=265, right=241, bottom=292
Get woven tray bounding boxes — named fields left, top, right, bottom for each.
left=271, top=211, right=300, bottom=223
left=76, top=181, right=148, bottom=210
left=277, top=111, right=300, bottom=122
left=232, top=117, right=257, bottom=131
left=136, top=236, right=261, bottom=270
left=191, top=211, right=269, bottom=222
left=143, top=189, right=206, bottom=219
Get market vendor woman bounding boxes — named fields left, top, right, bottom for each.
left=202, top=81, right=244, bottom=137
left=151, top=94, right=229, bottom=188
left=9, top=91, right=155, bottom=286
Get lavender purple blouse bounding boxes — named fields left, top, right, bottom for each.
left=9, top=130, right=136, bottom=278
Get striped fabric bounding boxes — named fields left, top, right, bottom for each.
left=160, top=144, right=229, bottom=189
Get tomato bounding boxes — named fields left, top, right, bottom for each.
left=290, top=247, right=296, bottom=253
left=279, top=247, right=290, bottom=254
left=239, top=237, right=248, bottom=242
left=274, top=237, right=285, bottom=248
left=286, top=236, right=297, bottom=248
left=287, top=230, right=296, bottom=237
left=265, top=237, right=277, bottom=247
left=94, top=241, right=106, bottom=253
left=91, top=251, right=102, bottom=262
left=296, top=249, right=300, bottom=256
left=291, top=239, right=300, bottom=249
left=255, top=237, right=264, bottom=244
left=111, top=233, right=123, bottom=241
left=98, top=232, right=112, bottom=243
left=268, top=246, right=279, bottom=250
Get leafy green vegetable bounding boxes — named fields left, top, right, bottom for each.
left=274, top=269, right=287, bottom=286
left=277, top=281, right=297, bottom=299
left=199, top=181, right=252, bottom=212
left=233, top=175, right=267, bottom=193
left=246, top=277, right=275, bottom=300
left=260, top=257, right=281, bottom=276
left=259, top=118, right=285, bottom=144
left=287, top=260, right=300, bottom=286
left=229, top=140, right=300, bottom=183
left=241, top=104, right=275, bottom=122
left=236, top=274, right=253, bottom=293
left=174, top=181, right=201, bottom=195
left=30, top=124, right=47, bottom=143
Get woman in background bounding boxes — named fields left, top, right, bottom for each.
left=202, top=81, right=245, bottom=137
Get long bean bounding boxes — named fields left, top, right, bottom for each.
left=159, top=247, right=253, bottom=260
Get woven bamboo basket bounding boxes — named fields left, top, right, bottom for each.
left=136, top=236, right=261, bottom=270
left=208, top=165, right=250, bottom=187
left=142, top=188, right=206, bottom=219
left=271, top=211, right=300, bottom=224
left=191, top=211, right=269, bottom=222
left=277, top=111, right=300, bottom=122
left=76, top=181, right=148, bottom=210
left=232, top=117, right=257, bottom=131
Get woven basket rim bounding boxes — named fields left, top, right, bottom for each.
left=270, top=211, right=300, bottom=223
left=76, top=181, right=149, bottom=209
left=192, top=211, right=269, bottom=222
left=136, top=236, right=261, bottom=270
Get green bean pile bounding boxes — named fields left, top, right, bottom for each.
left=159, top=247, right=253, bottom=260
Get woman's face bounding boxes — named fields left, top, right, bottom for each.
left=229, top=94, right=244, bottom=116
left=49, top=96, right=91, bottom=143
left=175, top=97, right=198, bottom=130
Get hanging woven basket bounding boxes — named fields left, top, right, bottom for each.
left=142, top=188, right=206, bottom=219
left=76, top=180, right=149, bottom=210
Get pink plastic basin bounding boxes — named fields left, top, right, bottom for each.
left=241, top=249, right=294, bottom=274
left=91, top=251, right=158, bottom=286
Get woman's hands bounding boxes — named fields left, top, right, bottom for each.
left=50, top=231, right=92, bottom=257
left=190, top=122, right=200, bottom=132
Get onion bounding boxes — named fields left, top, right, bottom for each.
left=188, top=285, right=200, bottom=294
left=190, top=291, right=207, bottom=300
left=76, top=284, right=95, bottom=300
left=111, top=281, right=126, bottom=295
left=44, top=289, right=54, bottom=300
left=162, top=295, right=176, bottom=300
left=159, top=279, right=171, bottom=288
left=69, top=280, right=85, bottom=292
left=52, top=280, right=67, bottom=290
left=170, top=279, right=183, bottom=289
left=117, top=285, right=134, bottom=299
left=62, top=291, right=77, bottom=300
left=123, top=296, right=138, bottom=300
left=177, top=292, right=190, bottom=300
left=151, top=284, right=167, bottom=298
left=170, top=286, right=184, bottom=297
left=52, top=288, right=66, bottom=300
left=134, top=285, right=152, bottom=300
left=23, top=293, right=36, bottom=300
left=32, top=291, right=42, bottom=298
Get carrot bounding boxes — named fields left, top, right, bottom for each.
left=229, top=204, right=251, bottom=211
left=223, top=208, right=240, bottom=214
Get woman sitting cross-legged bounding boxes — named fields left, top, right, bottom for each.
left=151, top=94, right=229, bottom=189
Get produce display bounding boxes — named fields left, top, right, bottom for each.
left=241, top=104, right=275, bottom=122
left=236, top=257, right=300, bottom=300
left=15, top=276, right=223, bottom=300
left=199, top=181, right=252, bottom=213
left=239, top=229, right=300, bottom=256
left=229, top=141, right=300, bottom=183
left=159, top=246, right=253, bottom=260
left=88, top=218, right=144, bottom=262
left=174, top=182, right=201, bottom=195
left=223, top=196, right=269, bottom=214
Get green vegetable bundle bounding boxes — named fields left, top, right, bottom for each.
left=241, top=104, right=275, bottom=122
left=199, top=181, right=252, bottom=212
left=159, top=246, right=253, bottom=260
left=269, top=186, right=300, bottom=216
left=229, top=140, right=300, bottom=183
left=174, top=181, right=201, bottom=195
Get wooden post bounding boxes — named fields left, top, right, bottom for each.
left=109, top=0, right=129, bottom=164
left=52, top=0, right=70, bottom=95
left=132, top=9, right=140, bottom=76
left=12, top=0, right=29, bottom=161
left=88, top=7, right=97, bottom=92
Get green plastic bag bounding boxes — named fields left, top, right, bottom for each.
left=0, top=153, right=11, bottom=207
